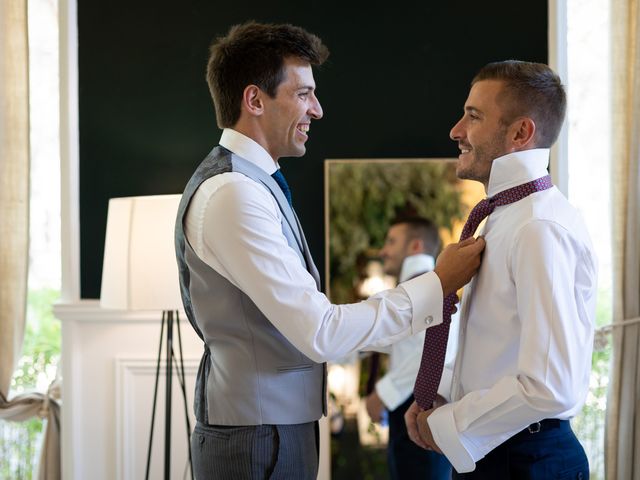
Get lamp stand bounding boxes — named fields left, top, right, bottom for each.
left=144, top=310, right=193, bottom=480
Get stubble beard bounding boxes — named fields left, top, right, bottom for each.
left=457, top=129, right=509, bottom=185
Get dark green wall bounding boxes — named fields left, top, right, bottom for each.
left=79, top=1, right=548, bottom=298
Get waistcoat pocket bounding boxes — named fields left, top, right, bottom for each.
left=277, top=364, right=313, bottom=373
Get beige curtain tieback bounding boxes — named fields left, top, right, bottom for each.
left=38, top=379, right=61, bottom=419
left=597, top=316, right=640, bottom=333
left=593, top=318, right=640, bottom=351
left=38, top=395, right=50, bottom=419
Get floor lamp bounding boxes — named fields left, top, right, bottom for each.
left=100, top=194, right=192, bottom=480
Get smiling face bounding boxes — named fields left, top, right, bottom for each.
left=260, top=57, right=323, bottom=160
left=449, top=80, right=512, bottom=187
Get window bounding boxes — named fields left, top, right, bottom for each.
left=566, top=1, right=612, bottom=478
left=0, top=0, right=61, bottom=478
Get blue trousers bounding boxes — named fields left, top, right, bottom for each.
left=453, top=420, right=588, bottom=480
left=387, top=396, right=452, bottom=480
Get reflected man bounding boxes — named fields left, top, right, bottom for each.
left=366, top=217, right=452, bottom=479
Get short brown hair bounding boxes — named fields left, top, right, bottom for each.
left=472, top=60, right=566, bottom=148
left=390, top=216, right=441, bottom=257
left=206, top=21, right=329, bottom=128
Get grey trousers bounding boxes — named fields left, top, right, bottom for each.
left=191, top=421, right=318, bottom=479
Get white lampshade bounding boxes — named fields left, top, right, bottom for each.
left=100, top=194, right=183, bottom=311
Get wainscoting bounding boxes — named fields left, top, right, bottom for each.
left=114, top=356, right=198, bottom=479
left=54, top=301, right=201, bottom=480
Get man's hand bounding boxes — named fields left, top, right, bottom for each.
left=404, top=400, right=429, bottom=449
left=365, top=391, right=386, bottom=422
left=434, top=236, right=486, bottom=296
left=417, top=407, right=443, bottom=454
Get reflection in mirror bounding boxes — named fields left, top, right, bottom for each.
left=324, top=158, right=485, bottom=478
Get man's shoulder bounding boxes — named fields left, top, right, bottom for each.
left=195, top=170, right=271, bottom=208
left=188, top=145, right=268, bottom=197
left=501, top=188, right=576, bottom=234
left=511, top=208, right=594, bottom=259
left=194, top=145, right=234, bottom=177
left=490, top=189, right=592, bottom=260
left=181, top=146, right=233, bottom=197
left=524, top=189, right=589, bottom=240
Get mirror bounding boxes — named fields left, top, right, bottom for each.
left=324, top=158, right=485, bottom=478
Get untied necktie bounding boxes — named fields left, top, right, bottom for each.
left=271, top=169, right=293, bottom=207
left=412, top=175, right=554, bottom=410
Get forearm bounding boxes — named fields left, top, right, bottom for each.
left=271, top=272, right=443, bottom=363
left=201, top=180, right=444, bottom=363
left=428, top=372, right=584, bottom=473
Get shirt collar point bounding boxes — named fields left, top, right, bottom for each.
left=486, top=148, right=550, bottom=197
left=220, top=128, right=279, bottom=175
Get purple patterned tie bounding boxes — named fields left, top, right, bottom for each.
left=412, top=175, right=553, bottom=409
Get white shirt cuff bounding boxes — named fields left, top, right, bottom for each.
left=399, top=271, right=443, bottom=334
left=375, top=376, right=405, bottom=411
left=428, top=402, right=476, bottom=473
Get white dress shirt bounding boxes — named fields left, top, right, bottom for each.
left=375, top=254, right=459, bottom=411
left=184, top=128, right=445, bottom=363
left=429, top=148, right=597, bottom=473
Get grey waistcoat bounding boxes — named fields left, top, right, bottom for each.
left=175, top=146, right=326, bottom=425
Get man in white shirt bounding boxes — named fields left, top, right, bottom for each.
left=406, top=61, right=597, bottom=479
left=174, top=22, right=486, bottom=479
left=365, top=217, right=452, bottom=479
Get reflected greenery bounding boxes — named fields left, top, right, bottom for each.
left=328, top=160, right=464, bottom=304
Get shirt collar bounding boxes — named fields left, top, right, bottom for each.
left=486, top=148, right=550, bottom=197
left=399, top=254, right=435, bottom=282
left=219, top=128, right=279, bottom=175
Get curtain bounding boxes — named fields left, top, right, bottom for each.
left=0, top=1, right=61, bottom=479
left=605, top=0, right=640, bottom=478
left=0, top=0, right=30, bottom=400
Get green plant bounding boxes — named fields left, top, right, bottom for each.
left=571, top=287, right=612, bottom=480
left=11, top=288, right=61, bottom=392
left=0, top=288, right=61, bottom=480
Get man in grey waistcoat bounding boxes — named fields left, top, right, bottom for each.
left=174, top=21, right=486, bottom=479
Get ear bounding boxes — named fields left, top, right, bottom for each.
left=407, top=238, right=424, bottom=255
left=509, top=117, right=536, bottom=149
left=241, top=85, right=264, bottom=117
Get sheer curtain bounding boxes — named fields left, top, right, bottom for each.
left=0, top=0, right=30, bottom=400
left=606, top=0, right=640, bottom=478
left=0, top=1, right=61, bottom=479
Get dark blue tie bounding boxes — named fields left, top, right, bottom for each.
left=271, top=169, right=293, bottom=207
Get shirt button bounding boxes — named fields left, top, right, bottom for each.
left=425, top=315, right=433, bottom=325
